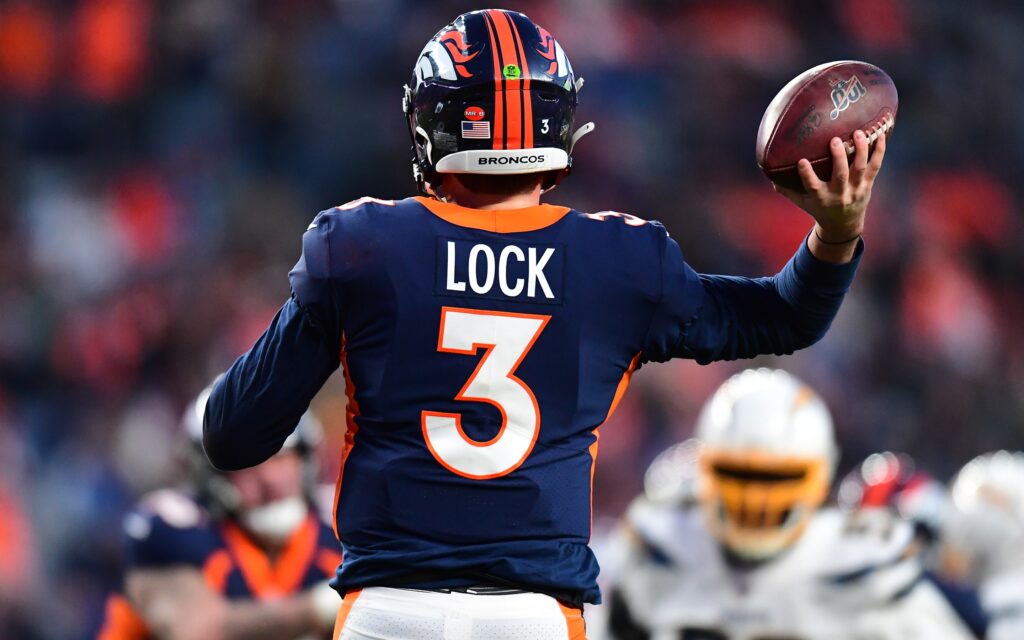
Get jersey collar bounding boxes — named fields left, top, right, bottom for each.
left=413, top=196, right=570, bottom=233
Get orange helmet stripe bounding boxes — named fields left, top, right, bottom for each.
left=486, top=10, right=523, bottom=149
left=504, top=11, right=534, bottom=149
left=482, top=12, right=505, bottom=150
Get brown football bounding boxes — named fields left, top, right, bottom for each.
left=756, top=60, right=897, bottom=192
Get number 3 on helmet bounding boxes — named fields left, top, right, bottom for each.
left=403, top=9, right=595, bottom=194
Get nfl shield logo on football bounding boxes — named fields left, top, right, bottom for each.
left=829, top=75, right=867, bottom=120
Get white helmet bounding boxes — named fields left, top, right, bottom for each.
left=643, top=438, right=703, bottom=506
left=695, top=368, right=838, bottom=561
left=947, top=451, right=1024, bottom=581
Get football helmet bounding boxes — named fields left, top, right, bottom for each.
left=403, top=9, right=594, bottom=194
left=947, top=450, right=1024, bottom=580
left=695, top=368, right=838, bottom=561
left=183, top=382, right=323, bottom=523
left=838, top=451, right=948, bottom=544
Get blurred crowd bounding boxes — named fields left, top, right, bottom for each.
left=1, top=0, right=1023, bottom=637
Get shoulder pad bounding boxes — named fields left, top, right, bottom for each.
left=579, top=210, right=653, bottom=227
left=123, top=490, right=218, bottom=570
left=131, top=489, right=207, bottom=532
left=815, top=508, right=922, bottom=605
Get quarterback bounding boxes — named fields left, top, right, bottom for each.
left=594, top=369, right=974, bottom=640
left=204, top=9, right=885, bottom=639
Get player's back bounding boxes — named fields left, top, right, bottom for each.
left=294, top=196, right=679, bottom=603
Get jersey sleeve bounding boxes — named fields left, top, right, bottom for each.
left=289, top=209, right=347, bottom=353
left=643, top=228, right=862, bottom=363
left=203, top=210, right=345, bottom=471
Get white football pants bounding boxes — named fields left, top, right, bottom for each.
left=332, top=587, right=587, bottom=640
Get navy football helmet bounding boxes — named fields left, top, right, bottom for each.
left=403, top=9, right=594, bottom=194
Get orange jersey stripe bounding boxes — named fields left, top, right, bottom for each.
left=588, top=353, right=641, bottom=536
left=414, top=196, right=570, bottom=233
left=221, top=515, right=319, bottom=599
left=332, top=589, right=363, bottom=640
left=272, top=516, right=320, bottom=593
left=201, top=548, right=234, bottom=594
left=559, top=601, right=588, bottom=639
left=333, top=332, right=361, bottom=540
left=97, top=594, right=150, bottom=640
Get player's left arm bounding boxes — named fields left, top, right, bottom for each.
left=204, top=213, right=343, bottom=471
left=643, top=132, right=885, bottom=363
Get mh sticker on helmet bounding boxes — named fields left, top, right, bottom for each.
left=503, top=64, right=521, bottom=79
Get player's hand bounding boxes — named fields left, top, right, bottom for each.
left=774, top=129, right=886, bottom=244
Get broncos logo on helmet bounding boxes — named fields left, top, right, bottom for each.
left=403, top=9, right=594, bottom=194
left=414, top=27, right=480, bottom=87
left=535, top=26, right=572, bottom=80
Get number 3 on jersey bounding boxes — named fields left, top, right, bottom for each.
left=422, top=307, right=550, bottom=480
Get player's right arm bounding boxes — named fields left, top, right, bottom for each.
left=125, top=568, right=335, bottom=640
left=203, top=209, right=345, bottom=471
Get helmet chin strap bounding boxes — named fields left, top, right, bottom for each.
left=239, top=496, right=308, bottom=546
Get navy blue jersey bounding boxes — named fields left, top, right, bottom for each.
left=205, top=196, right=861, bottom=603
left=122, top=490, right=341, bottom=599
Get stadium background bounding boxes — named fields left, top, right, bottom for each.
left=0, top=0, right=1022, bottom=636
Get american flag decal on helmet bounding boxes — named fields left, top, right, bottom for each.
left=462, top=121, right=491, bottom=139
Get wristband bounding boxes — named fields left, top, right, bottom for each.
left=814, top=229, right=861, bottom=246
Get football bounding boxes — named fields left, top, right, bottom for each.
left=756, top=61, right=897, bottom=191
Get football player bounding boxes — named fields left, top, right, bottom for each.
left=96, top=385, right=341, bottom=640
left=594, top=369, right=974, bottom=640
left=943, top=451, right=1024, bottom=640
left=203, top=9, right=887, bottom=638
left=838, top=452, right=988, bottom=638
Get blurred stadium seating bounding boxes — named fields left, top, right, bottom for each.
left=1, top=0, right=1023, bottom=636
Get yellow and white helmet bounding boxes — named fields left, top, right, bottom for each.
left=695, top=368, right=837, bottom=561
left=947, top=451, right=1024, bottom=581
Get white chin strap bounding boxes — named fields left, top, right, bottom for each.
left=240, top=496, right=308, bottom=545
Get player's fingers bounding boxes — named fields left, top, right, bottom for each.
left=850, top=130, right=869, bottom=182
left=828, top=137, right=849, bottom=191
left=796, top=159, right=825, bottom=194
left=864, top=132, right=887, bottom=182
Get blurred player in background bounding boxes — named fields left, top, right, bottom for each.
left=97, top=385, right=340, bottom=640
left=942, top=451, right=1024, bottom=640
left=838, top=452, right=949, bottom=564
left=203, top=8, right=886, bottom=639
left=839, top=452, right=988, bottom=637
left=594, top=369, right=973, bottom=639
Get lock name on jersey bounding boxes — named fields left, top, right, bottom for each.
left=435, top=238, right=565, bottom=305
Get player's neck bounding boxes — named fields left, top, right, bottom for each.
left=437, top=178, right=543, bottom=210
